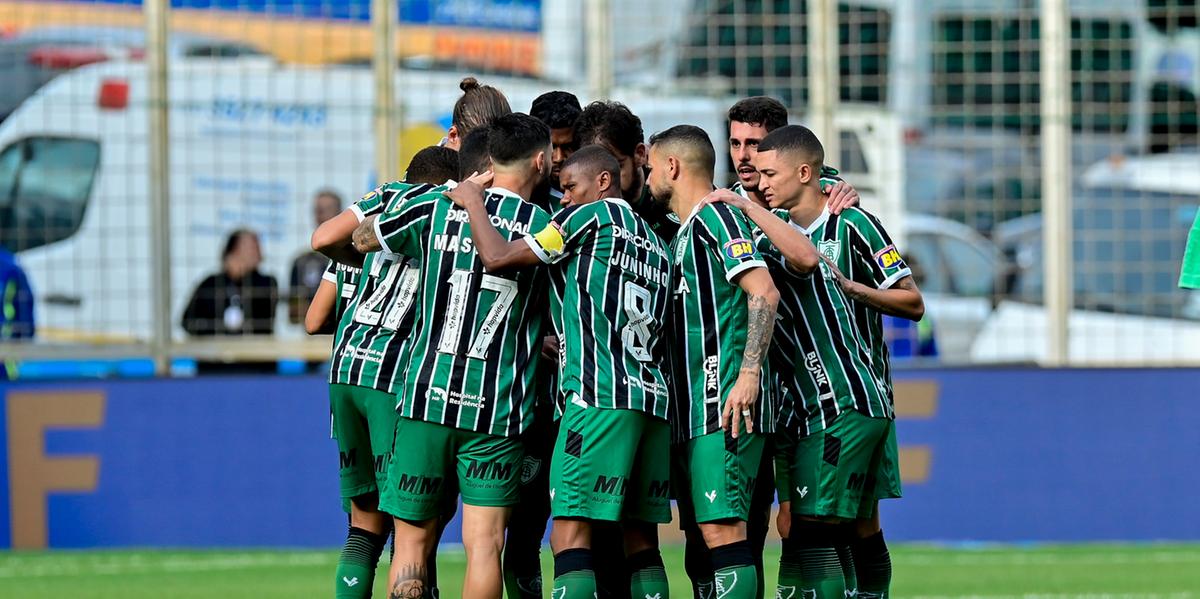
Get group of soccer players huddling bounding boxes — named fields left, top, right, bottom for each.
left=307, top=76, right=923, bottom=599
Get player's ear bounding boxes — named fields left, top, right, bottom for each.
left=633, top=143, right=648, bottom=168
left=798, top=162, right=813, bottom=185
left=668, top=156, right=683, bottom=181
left=445, top=125, right=460, bottom=149
left=597, top=170, right=612, bottom=193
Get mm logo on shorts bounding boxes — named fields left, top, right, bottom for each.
left=593, top=475, right=627, bottom=495
left=339, top=451, right=356, bottom=469
left=649, top=479, right=670, bottom=498
left=374, top=453, right=392, bottom=474
left=397, top=474, right=443, bottom=495
left=465, top=459, right=514, bottom=481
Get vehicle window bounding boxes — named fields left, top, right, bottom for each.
left=838, top=130, right=870, bottom=175
left=903, top=233, right=949, bottom=294
left=939, top=235, right=995, bottom=296
left=0, top=137, right=100, bottom=252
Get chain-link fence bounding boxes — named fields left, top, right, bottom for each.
left=0, top=0, right=1196, bottom=374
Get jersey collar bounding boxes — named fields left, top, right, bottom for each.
left=680, top=199, right=707, bottom=229
left=795, top=205, right=831, bottom=236
left=486, top=186, right=523, bottom=202
left=603, top=196, right=633, bottom=211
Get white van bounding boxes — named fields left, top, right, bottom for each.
left=0, top=60, right=750, bottom=344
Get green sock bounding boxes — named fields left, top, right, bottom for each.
left=850, top=532, right=891, bottom=598
left=553, top=570, right=597, bottom=599
left=777, top=541, right=845, bottom=599
left=628, top=549, right=670, bottom=599
left=553, top=549, right=597, bottom=599
left=711, top=541, right=757, bottom=599
left=334, top=527, right=387, bottom=599
left=835, top=545, right=858, bottom=597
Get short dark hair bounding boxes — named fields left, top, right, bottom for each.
left=648, top=124, right=716, bottom=177
left=458, top=126, right=492, bottom=180
left=561, top=144, right=621, bottom=187
left=757, top=125, right=824, bottom=167
left=727, top=96, right=789, bottom=132
left=530, top=91, right=582, bottom=129
left=488, top=113, right=550, bottom=167
left=404, top=146, right=459, bottom=186
left=574, top=101, right=644, bottom=159
left=453, top=77, right=512, bottom=136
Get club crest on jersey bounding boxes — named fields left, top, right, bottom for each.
left=723, top=238, right=754, bottom=260
left=426, top=387, right=447, bottom=403
left=520, top=457, right=542, bottom=484
left=818, top=240, right=840, bottom=264
left=874, top=244, right=905, bottom=269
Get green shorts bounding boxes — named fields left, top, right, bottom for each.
left=380, top=417, right=523, bottom=522
left=787, top=410, right=893, bottom=520
left=549, top=400, right=671, bottom=523
left=772, top=430, right=797, bottom=503
left=874, top=419, right=902, bottom=501
left=330, top=383, right=399, bottom=500
left=673, top=431, right=765, bottom=524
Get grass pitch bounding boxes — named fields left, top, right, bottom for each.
left=1, top=543, right=1197, bottom=598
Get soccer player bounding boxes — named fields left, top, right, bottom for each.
left=725, top=95, right=863, bottom=596
left=305, top=145, right=460, bottom=599
left=647, top=124, right=779, bottom=599
left=575, top=101, right=680, bottom=241
left=530, top=90, right=582, bottom=192
left=444, top=144, right=674, bottom=599
left=445, top=77, right=512, bottom=150
left=354, top=113, right=554, bottom=599
left=712, top=125, right=896, bottom=599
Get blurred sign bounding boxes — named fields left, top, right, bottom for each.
left=3, top=367, right=1198, bottom=548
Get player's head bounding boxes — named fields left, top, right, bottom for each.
left=457, top=125, right=493, bottom=181
left=727, top=96, right=789, bottom=192
left=404, top=145, right=459, bottom=186
left=558, top=145, right=621, bottom=207
left=530, top=90, right=582, bottom=184
left=446, top=77, right=511, bottom=150
left=312, top=189, right=342, bottom=226
left=488, top=113, right=552, bottom=190
left=646, top=124, right=716, bottom=205
left=574, top=101, right=647, bottom=201
left=754, top=124, right=825, bottom=210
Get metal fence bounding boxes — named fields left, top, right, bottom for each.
left=0, top=0, right=1196, bottom=374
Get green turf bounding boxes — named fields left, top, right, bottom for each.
left=1, top=544, right=1197, bottom=598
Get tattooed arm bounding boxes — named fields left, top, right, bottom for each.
left=722, top=267, right=780, bottom=438
left=352, top=215, right=382, bottom=253
left=822, top=257, right=925, bottom=321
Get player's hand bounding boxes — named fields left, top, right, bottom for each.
left=541, top=335, right=559, bottom=362
left=820, top=254, right=853, bottom=293
left=446, top=170, right=493, bottom=208
left=703, top=188, right=751, bottom=211
left=824, top=180, right=859, bottom=215
left=722, top=369, right=760, bottom=438
left=777, top=501, right=792, bottom=538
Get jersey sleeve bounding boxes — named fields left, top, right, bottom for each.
left=350, top=186, right=387, bottom=221
left=375, top=192, right=439, bottom=257
left=845, top=209, right=912, bottom=289
left=702, top=203, right=768, bottom=283
left=524, top=204, right=589, bottom=264
left=321, top=260, right=337, bottom=284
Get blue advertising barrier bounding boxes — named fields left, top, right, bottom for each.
left=1, top=368, right=1198, bottom=549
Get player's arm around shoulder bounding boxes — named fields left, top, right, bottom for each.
left=706, top=190, right=820, bottom=274
left=353, top=189, right=439, bottom=256
left=444, top=172, right=545, bottom=272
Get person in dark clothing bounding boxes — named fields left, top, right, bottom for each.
left=182, top=229, right=278, bottom=337
left=289, top=190, right=343, bottom=324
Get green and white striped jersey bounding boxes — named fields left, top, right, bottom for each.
left=524, top=197, right=673, bottom=419
left=752, top=211, right=892, bottom=436
left=668, top=202, right=775, bottom=442
left=376, top=187, right=552, bottom=437
left=328, top=181, right=439, bottom=392
left=322, top=260, right=363, bottom=325
left=808, top=207, right=912, bottom=399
